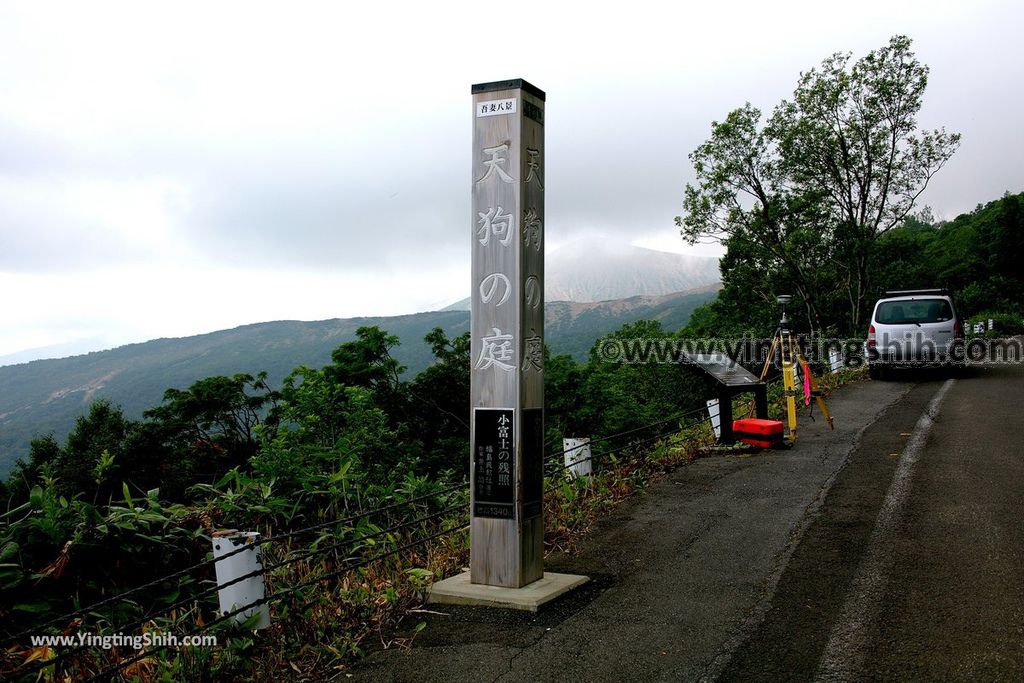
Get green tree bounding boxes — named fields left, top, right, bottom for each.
left=326, top=326, right=405, bottom=395
left=326, top=326, right=409, bottom=431
left=678, top=35, right=960, bottom=333
left=275, top=365, right=354, bottom=451
left=544, top=348, right=587, bottom=445
left=870, top=192, right=1024, bottom=317
left=7, top=435, right=63, bottom=502
left=255, top=374, right=404, bottom=491
left=406, top=329, right=471, bottom=475
left=14, top=401, right=135, bottom=501
left=144, top=372, right=279, bottom=483
left=676, top=103, right=834, bottom=331
left=579, top=321, right=711, bottom=438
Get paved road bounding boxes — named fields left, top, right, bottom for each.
left=352, top=365, right=1024, bottom=682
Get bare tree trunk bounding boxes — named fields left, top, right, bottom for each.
left=794, top=284, right=823, bottom=335
left=850, top=251, right=870, bottom=332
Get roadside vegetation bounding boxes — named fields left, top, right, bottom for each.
left=0, top=318, right=720, bottom=681
left=689, top=191, right=1024, bottom=340
left=2, top=32, right=1022, bottom=681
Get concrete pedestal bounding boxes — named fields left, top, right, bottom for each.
left=428, top=571, right=589, bottom=612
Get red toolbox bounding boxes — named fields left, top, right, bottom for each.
left=732, top=418, right=785, bottom=448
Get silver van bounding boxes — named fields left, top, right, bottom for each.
left=866, top=289, right=964, bottom=379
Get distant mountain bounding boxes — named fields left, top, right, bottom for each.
left=544, top=285, right=721, bottom=358
left=0, top=338, right=113, bottom=367
left=443, top=241, right=721, bottom=311
left=546, top=240, right=720, bottom=302
left=0, top=286, right=719, bottom=477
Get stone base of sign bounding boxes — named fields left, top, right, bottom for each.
left=427, top=571, right=589, bottom=612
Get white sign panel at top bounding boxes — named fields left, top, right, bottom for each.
left=476, top=98, right=517, bottom=117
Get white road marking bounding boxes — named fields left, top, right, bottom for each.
left=814, top=378, right=955, bottom=682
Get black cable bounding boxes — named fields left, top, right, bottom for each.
left=14, top=405, right=723, bottom=678
left=579, top=405, right=708, bottom=449
left=137, top=502, right=464, bottom=630
left=543, top=403, right=710, bottom=470
left=546, top=423, right=678, bottom=476
left=572, top=425, right=690, bottom=470
left=10, top=502, right=466, bottom=680
left=546, top=413, right=715, bottom=478
left=51, top=411, right=721, bottom=681
left=4, top=480, right=465, bottom=647
left=577, top=413, right=712, bottom=469
left=12, top=405, right=707, bottom=676
left=78, top=520, right=472, bottom=683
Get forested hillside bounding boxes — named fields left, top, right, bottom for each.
left=2, top=33, right=1021, bottom=682
left=0, top=287, right=719, bottom=477
left=684, top=193, right=1024, bottom=338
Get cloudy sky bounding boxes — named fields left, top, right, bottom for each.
left=1, top=0, right=1022, bottom=363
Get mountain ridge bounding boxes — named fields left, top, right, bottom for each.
left=0, top=285, right=720, bottom=477
left=545, top=240, right=720, bottom=302
left=442, top=242, right=720, bottom=312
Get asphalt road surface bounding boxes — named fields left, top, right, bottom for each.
left=352, top=364, right=1024, bottom=682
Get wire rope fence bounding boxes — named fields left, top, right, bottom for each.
left=5, top=400, right=730, bottom=682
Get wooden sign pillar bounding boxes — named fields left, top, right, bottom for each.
left=470, top=79, right=545, bottom=588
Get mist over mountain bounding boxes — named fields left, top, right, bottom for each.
left=545, top=240, right=721, bottom=302
left=443, top=241, right=721, bottom=311
left=0, top=339, right=115, bottom=368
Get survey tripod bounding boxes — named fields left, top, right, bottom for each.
left=755, top=295, right=834, bottom=441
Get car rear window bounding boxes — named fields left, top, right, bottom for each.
left=875, top=299, right=953, bottom=324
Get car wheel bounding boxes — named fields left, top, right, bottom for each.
left=869, top=365, right=887, bottom=380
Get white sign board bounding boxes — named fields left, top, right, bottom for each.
left=476, top=98, right=518, bottom=117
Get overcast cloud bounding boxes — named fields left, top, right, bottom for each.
left=1, top=0, right=1022, bottom=360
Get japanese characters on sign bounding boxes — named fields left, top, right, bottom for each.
left=523, top=334, right=543, bottom=373
left=476, top=327, right=515, bottom=372
left=479, top=273, right=511, bottom=306
left=469, top=79, right=546, bottom=585
left=477, top=206, right=514, bottom=247
left=472, top=122, right=545, bottom=379
left=476, top=98, right=518, bottom=118
left=470, top=81, right=545, bottom=526
left=525, top=149, right=544, bottom=190
left=473, top=137, right=518, bottom=377
left=517, top=90, right=545, bottom=525
left=478, top=144, right=516, bottom=184
left=473, top=409, right=515, bottom=518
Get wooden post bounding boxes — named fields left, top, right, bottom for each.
left=469, top=79, right=545, bottom=588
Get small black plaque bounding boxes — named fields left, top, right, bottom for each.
left=522, top=408, right=544, bottom=519
left=473, top=408, right=515, bottom=519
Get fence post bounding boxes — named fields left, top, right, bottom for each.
left=706, top=399, right=721, bottom=439
left=212, top=531, right=271, bottom=629
left=829, top=350, right=844, bottom=374
left=563, top=437, right=592, bottom=480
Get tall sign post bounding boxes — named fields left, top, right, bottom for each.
left=430, top=79, right=585, bottom=609
left=469, top=79, right=546, bottom=588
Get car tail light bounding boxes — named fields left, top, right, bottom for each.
left=867, top=324, right=876, bottom=348
left=953, top=319, right=963, bottom=339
